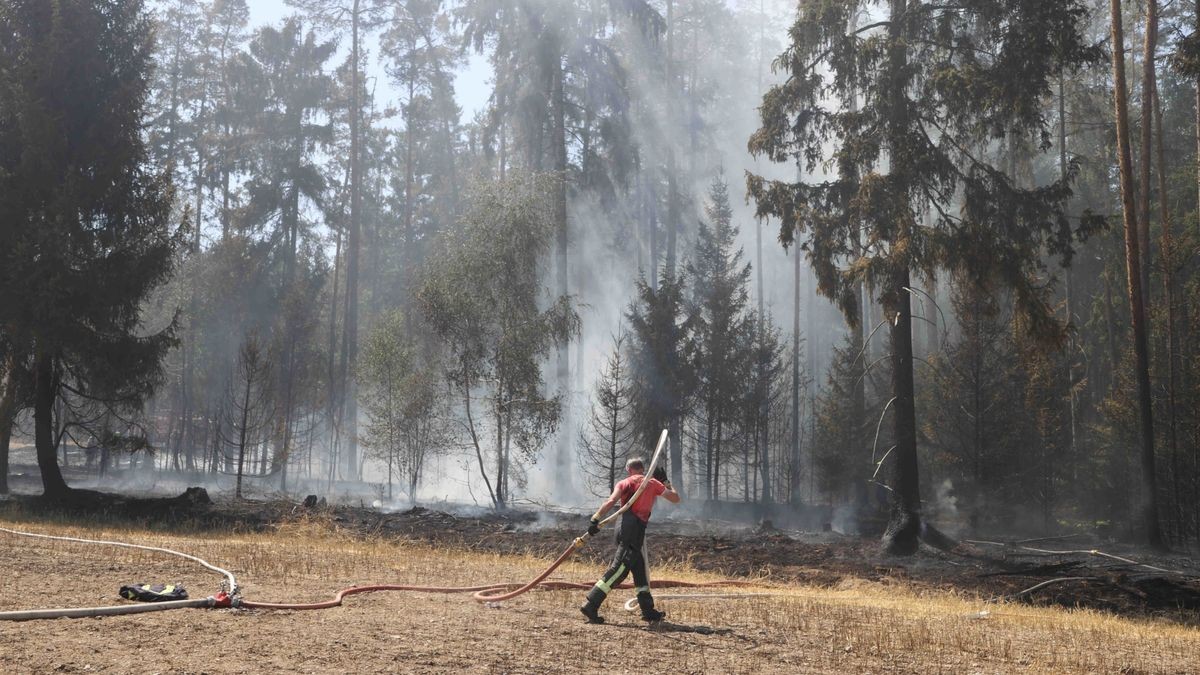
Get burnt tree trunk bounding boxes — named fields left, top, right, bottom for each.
left=34, top=352, right=69, bottom=497
left=0, top=357, right=16, bottom=495
left=1154, top=86, right=1183, bottom=539
left=882, top=268, right=921, bottom=555
left=880, top=0, right=923, bottom=556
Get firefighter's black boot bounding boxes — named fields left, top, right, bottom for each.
left=637, top=591, right=665, bottom=622
left=581, top=587, right=607, bottom=624
left=580, top=600, right=604, bottom=624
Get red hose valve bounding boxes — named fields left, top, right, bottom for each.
left=212, top=591, right=233, bottom=608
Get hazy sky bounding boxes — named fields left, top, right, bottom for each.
left=244, top=1, right=493, bottom=120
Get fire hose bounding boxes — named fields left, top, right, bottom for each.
left=239, top=431, right=754, bottom=610
left=0, top=430, right=769, bottom=620
left=0, top=525, right=239, bottom=620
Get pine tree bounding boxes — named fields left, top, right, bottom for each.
left=381, top=0, right=464, bottom=306
left=742, top=310, right=786, bottom=502
left=1109, top=0, right=1167, bottom=550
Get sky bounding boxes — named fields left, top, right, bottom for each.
left=246, top=1, right=494, bottom=120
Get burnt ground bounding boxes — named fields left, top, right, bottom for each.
left=2, top=483, right=1199, bottom=625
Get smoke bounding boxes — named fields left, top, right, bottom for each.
left=930, top=478, right=961, bottom=537
left=831, top=504, right=860, bottom=535
left=117, top=0, right=874, bottom=512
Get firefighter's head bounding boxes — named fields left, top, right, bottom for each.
left=625, top=457, right=646, bottom=476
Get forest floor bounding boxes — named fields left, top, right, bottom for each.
left=2, top=485, right=1200, bottom=673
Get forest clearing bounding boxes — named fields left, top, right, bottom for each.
left=3, top=495, right=1200, bottom=674
left=5, top=0, right=1200, bottom=671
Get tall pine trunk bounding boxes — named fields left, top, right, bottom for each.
left=343, top=0, right=362, bottom=481
left=755, top=135, right=771, bottom=502
left=552, top=55, right=571, bottom=494
left=1060, top=71, right=1079, bottom=469
left=1110, top=0, right=1165, bottom=549
left=882, top=267, right=921, bottom=554
left=664, top=0, right=679, bottom=280
left=1138, top=0, right=1157, bottom=311
left=790, top=243, right=802, bottom=504
left=1154, top=86, right=1183, bottom=538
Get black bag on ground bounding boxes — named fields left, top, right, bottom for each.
left=119, top=583, right=188, bottom=602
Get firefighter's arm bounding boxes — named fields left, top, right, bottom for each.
left=588, top=485, right=623, bottom=533
left=661, top=482, right=681, bottom=504
left=593, top=485, right=622, bottom=520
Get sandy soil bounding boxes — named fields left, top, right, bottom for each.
left=2, top=504, right=1200, bottom=674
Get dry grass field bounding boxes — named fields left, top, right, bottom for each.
left=2, top=514, right=1198, bottom=674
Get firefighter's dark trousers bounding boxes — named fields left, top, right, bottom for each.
left=584, top=512, right=656, bottom=616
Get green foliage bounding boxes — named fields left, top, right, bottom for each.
left=814, top=335, right=873, bottom=501
left=0, top=0, right=181, bottom=494
left=626, top=273, right=693, bottom=475
left=748, top=0, right=1103, bottom=341
left=418, top=172, right=579, bottom=506
left=232, top=19, right=335, bottom=246
left=917, top=281, right=1024, bottom=526
left=687, top=174, right=755, bottom=498
left=460, top=0, right=659, bottom=188
left=359, top=310, right=450, bottom=501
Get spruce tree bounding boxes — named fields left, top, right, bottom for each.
left=0, top=0, right=180, bottom=497
left=688, top=174, right=754, bottom=500
left=748, top=0, right=1101, bottom=553
left=626, top=272, right=694, bottom=493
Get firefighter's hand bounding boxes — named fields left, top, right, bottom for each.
left=588, top=518, right=600, bottom=536
left=652, top=465, right=668, bottom=483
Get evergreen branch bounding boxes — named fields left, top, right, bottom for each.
left=783, top=21, right=893, bottom=82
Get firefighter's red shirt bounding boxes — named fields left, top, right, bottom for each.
left=616, top=474, right=666, bottom=523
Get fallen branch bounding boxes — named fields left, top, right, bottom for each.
left=1016, top=547, right=1183, bottom=576
left=965, top=540, right=1196, bottom=579
left=1015, top=534, right=1086, bottom=546
left=987, top=576, right=1099, bottom=603
left=977, top=561, right=1082, bottom=579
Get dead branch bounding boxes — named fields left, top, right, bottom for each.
left=1015, top=534, right=1086, bottom=546
left=977, top=561, right=1082, bottom=578
left=987, top=576, right=1099, bottom=603
left=964, top=540, right=1196, bottom=579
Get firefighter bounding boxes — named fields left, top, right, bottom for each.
left=580, top=457, right=680, bottom=624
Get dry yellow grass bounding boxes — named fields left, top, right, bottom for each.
left=1, top=515, right=1197, bottom=674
